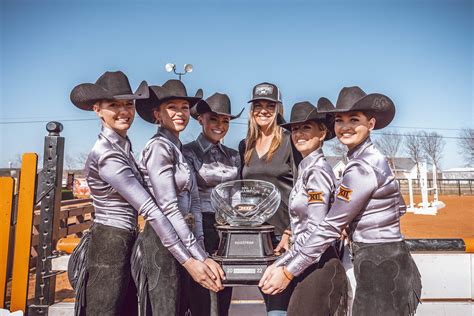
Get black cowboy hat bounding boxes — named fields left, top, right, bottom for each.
left=191, top=93, right=244, bottom=120
left=317, top=86, right=395, bottom=129
left=278, top=101, right=334, bottom=140
left=70, top=71, right=149, bottom=110
left=248, top=82, right=282, bottom=103
left=136, top=80, right=203, bottom=123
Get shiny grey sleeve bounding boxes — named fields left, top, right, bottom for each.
left=285, top=161, right=378, bottom=276
left=190, top=170, right=204, bottom=241
left=144, top=141, right=207, bottom=262
left=97, top=151, right=191, bottom=264
left=274, top=167, right=333, bottom=269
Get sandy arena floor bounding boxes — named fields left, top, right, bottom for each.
left=400, top=195, right=474, bottom=239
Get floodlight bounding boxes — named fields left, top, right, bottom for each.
left=184, top=64, right=193, bottom=73
left=165, top=63, right=175, bottom=73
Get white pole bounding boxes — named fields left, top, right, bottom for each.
left=420, top=162, right=429, bottom=208
left=408, top=176, right=415, bottom=210
left=432, top=163, right=439, bottom=203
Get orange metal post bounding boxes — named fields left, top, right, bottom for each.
left=56, top=237, right=81, bottom=254
left=10, top=153, right=38, bottom=312
left=0, top=177, right=14, bottom=308
left=464, top=238, right=474, bottom=253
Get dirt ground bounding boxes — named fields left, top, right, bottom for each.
left=400, top=195, right=474, bottom=239
left=5, top=194, right=472, bottom=305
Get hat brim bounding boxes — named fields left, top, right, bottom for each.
left=136, top=94, right=201, bottom=124
left=277, top=113, right=335, bottom=140
left=317, top=94, right=395, bottom=129
left=191, top=100, right=244, bottom=120
left=71, top=81, right=149, bottom=111
left=248, top=97, right=280, bottom=104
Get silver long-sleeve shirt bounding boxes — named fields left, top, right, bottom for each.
left=183, top=133, right=241, bottom=213
left=85, top=126, right=191, bottom=263
left=139, top=127, right=207, bottom=261
left=274, top=148, right=336, bottom=274
left=282, top=138, right=404, bottom=276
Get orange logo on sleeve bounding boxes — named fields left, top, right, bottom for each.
left=308, top=191, right=324, bottom=204
left=337, top=185, right=352, bottom=202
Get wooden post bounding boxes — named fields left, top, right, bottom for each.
left=10, top=153, right=38, bottom=312
left=0, top=177, right=14, bottom=308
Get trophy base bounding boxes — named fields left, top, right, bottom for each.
left=212, top=224, right=277, bottom=286
left=212, top=256, right=277, bottom=286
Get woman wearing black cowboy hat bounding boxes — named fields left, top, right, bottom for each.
left=239, top=82, right=302, bottom=315
left=68, top=71, right=208, bottom=316
left=259, top=101, right=348, bottom=316
left=182, top=92, right=244, bottom=316
left=263, top=87, right=422, bottom=316
left=132, top=80, right=225, bottom=316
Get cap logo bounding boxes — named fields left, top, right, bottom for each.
left=255, top=85, right=274, bottom=96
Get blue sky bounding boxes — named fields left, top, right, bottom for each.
left=1, top=0, right=472, bottom=169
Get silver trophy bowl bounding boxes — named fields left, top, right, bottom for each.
left=211, top=179, right=281, bottom=226
left=210, top=180, right=281, bottom=285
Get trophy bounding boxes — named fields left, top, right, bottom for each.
left=211, top=180, right=280, bottom=285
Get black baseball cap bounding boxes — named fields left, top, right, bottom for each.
left=248, top=82, right=282, bottom=103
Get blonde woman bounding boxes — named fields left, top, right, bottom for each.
left=239, top=82, right=301, bottom=315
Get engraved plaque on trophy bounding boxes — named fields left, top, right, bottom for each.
left=210, top=180, right=280, bottom=285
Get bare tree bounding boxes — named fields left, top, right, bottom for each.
left=12, top=154, right=23, bottom=168
left=374, top=131, right=402, bottom=169
left=420, top=131, right=445, bottom=169
left=326, top=139, right=348, bottom=163
left=59, top=152, right=90, bottom=171
left=10, top=153, right=42, bottom=168
left=457, top=128, right=474, bottom=166
left=64, top=154, right=76, bottom=171
left=404, top=132, right=425, bottom=173
left=73, top=152, right=90, bottom=170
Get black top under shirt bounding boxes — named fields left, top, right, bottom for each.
left=239, top=130, right=301, bottom=235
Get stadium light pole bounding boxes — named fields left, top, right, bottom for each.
left=165, top=63, right=193, bottom=81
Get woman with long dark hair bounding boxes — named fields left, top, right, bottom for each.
left=133, top=80, right=224, bottom=316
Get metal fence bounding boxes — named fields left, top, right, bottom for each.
left=398, top=179, right=474, bottom=196
left=0, top=122, right=66, bottom=314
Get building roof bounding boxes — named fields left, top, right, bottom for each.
left=443, top=167, right=474, bottom=172
left=0, top=168, right=20, bottom=177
